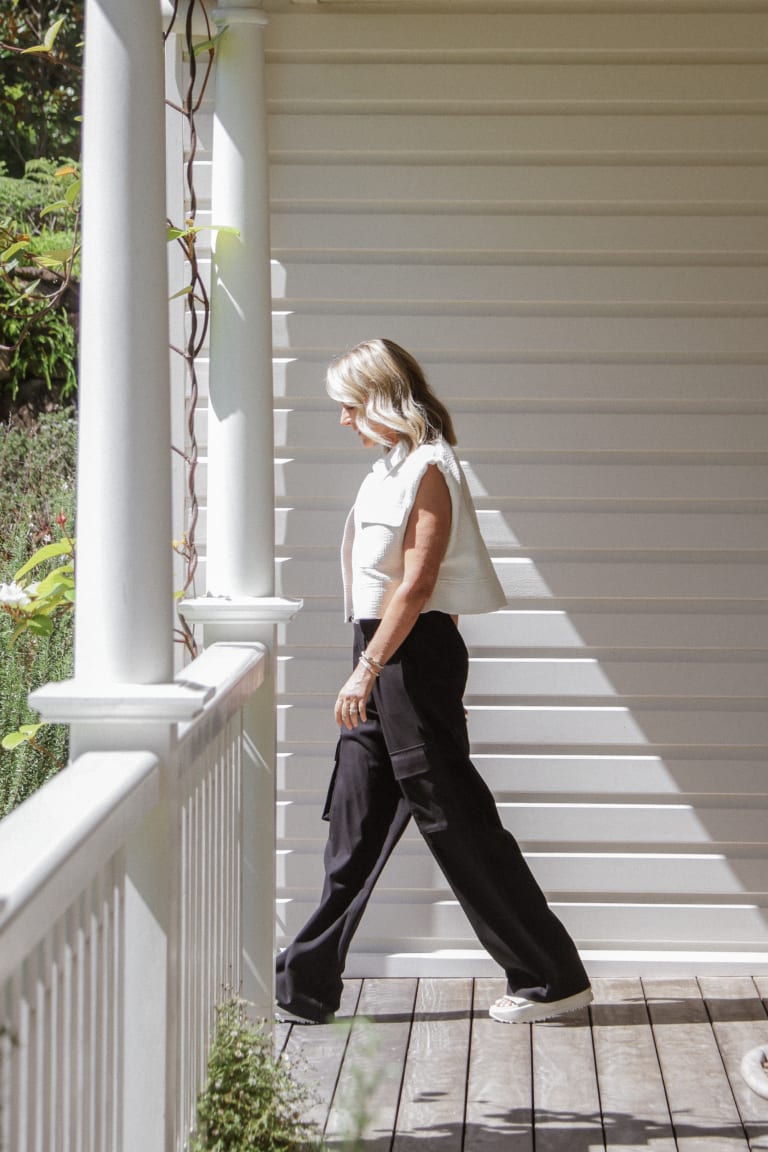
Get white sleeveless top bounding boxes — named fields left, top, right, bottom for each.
left=341, top=437, right=506, bottom=621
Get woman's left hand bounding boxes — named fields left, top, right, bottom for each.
left=335, top=663, right=377, bottom=729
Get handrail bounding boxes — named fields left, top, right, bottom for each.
left=0, top=750, right=159, bottom=984
left=176, top=641, right=268, bottom=750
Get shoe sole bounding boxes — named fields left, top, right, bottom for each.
left=275, top=1003, right=334, bottom=1026
left=489, top=987, right=594, bottom=1024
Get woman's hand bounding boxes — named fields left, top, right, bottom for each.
left=335, top=662, right=377, bottom=729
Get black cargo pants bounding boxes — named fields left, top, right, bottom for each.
left=275, top=611, right=588, bottom=1021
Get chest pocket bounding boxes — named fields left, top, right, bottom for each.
left=354, top=501, right=407, bottom=572
left=355, top=483, right=409, bottom=529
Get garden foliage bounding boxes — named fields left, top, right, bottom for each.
left=0, top=409, right=75, bottom=814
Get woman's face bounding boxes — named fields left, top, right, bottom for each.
left=339, top=404, right=397, bottom=448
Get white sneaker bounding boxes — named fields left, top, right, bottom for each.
left=489, top=987, right=593, bottom=1024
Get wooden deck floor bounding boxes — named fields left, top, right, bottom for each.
left=276, top=976, right=768, bottom=1151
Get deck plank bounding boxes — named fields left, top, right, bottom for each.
left=392, top=978, right=473, bottom=1152
left=531, top=1001, right=604, bottom=1152
left=644, top=976, right=750, bottom=1152
left=280, top=978, right=362, bottom=1136
left=275, top=976, right=768, bottom=1149
left=325, top=976, right=417, bottom=1148
left=699, top=976, right=768, bottom=1152
left=591, top=977, right=676, bottom=1152
left=464, top=976, right=534, bottom=1152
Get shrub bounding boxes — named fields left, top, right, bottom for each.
left=1, top=159, right=80, bottom=407
left=0, top=409, right=76, bottom=561
left=0, top=410, right=75, bottom=815
left=191, top=998, right=321, bottom=1152
left=0, top=608, right=71, bottom=815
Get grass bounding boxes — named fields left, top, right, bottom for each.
left=0, top=408, right=76, bottom=815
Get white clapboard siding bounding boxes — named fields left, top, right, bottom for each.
left=179, top=0, right=768, bottom=974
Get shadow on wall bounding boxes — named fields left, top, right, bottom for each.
left=457, top=451, right=768, bottom=962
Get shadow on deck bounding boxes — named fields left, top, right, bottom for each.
left=276, top=975, right=768, bottom=1150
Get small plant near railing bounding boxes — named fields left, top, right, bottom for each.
left=191, top=996, right=322, bottom=1152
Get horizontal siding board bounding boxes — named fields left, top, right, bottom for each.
left=270, top=212, right=768, bottom=254
left=277, top=898, right=768, bottom=947
left=271, top=313, right=768, bottom=359
left=268, top=111, right=768, bottom=159
left=273, top=409, right=768, bottom=454
left=278, top=700, right=768, bottom=749
left=275, top=555, right=768, bottom=601
left=270, top=257, right=768, bottom=302
left=278, top=751, right=768, bottom=800
left=277, top=653, right=767, bottom=700
left=266, top=61, right=768, bottom=104
left=263, top=13, right=768, bottom=55
left=278, top=608, right=768, bottom=651
left=276, top=508, right=768, bottom=552
left=277, top=847, right=768, bottom=898
left=277, top=798, right=768, bottom=848
left=195, top=355, right=768, bottom=404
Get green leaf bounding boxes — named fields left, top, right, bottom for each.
left=44, top=16, right=67, bottom=51
left=15, top=540, right=73, bottom=580
left=1, top=240, right=30, bottom=261
left=169, top=285, right=193, bottom=301
left=31, top=567, right=74, bottom=598
left=2, top=723, right=45, bottom=750
left=167, top=226, right=186, bottom=242
left=65, top=180, right=81, bottom=206
left=193, top=27, right=227, bottom=56
left=34, top=250, right=71, bottom=269
left=27, top=616, right=54, bottom=637
left=40, top=200, right=69, bottom=218
left=210, top=224, right=240, bottom=236
left=2, top=731, right=28, bottom=750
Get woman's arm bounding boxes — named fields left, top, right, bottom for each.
left=335, top=462, right=452, bottom=729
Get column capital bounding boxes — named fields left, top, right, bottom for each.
left=179, top=596, right=303, bottom=625
left=213, top=6, right=268, bottom=26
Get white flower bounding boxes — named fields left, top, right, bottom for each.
left=0, top=582, right=31, bottom=607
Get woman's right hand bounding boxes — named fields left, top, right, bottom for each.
left=335, top=662, right=377, bottom=729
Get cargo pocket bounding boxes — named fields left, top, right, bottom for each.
left=321, top=739, right=341, bottom=822
left=390, top=744, right=447, bottom=834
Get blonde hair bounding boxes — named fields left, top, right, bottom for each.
left=325, top=338, right=457, bottom=450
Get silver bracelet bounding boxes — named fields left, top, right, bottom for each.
left=362, top=648, right=385, bottom=672
left=359, top=651, right=382, bottom=677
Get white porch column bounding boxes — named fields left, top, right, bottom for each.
left=30, top=3, right=210, bottom=1150
left=206, top=3, right=275, bottom=598
left=180, top=4, right=302, bottom=1016
left=74, top=0, right=174, bottom=693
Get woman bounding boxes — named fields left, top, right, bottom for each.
left=276, top=339, right=592, bottom=1025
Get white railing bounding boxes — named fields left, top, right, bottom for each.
left=0, top=641, right=269, bottom=1152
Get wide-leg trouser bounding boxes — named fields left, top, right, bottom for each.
left=276, top=612, right=589, bottom=1021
